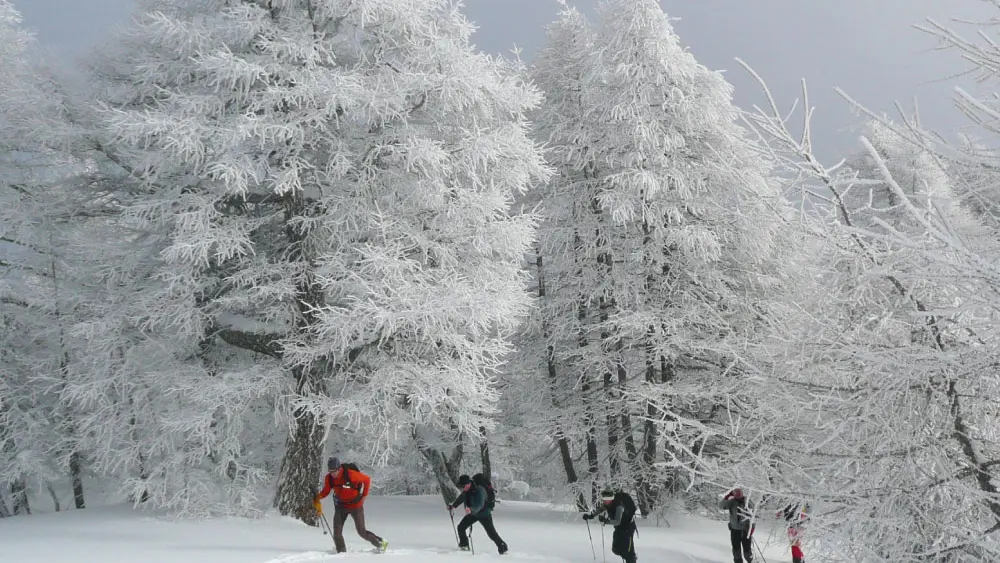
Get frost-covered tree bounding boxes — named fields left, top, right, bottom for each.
left=0, top=0, right=101, bottom=515
left=739, top=53, right=1000, bottom=560
left=530, top=0, right=789, bottom=515
left=89, top=0, right=547, bottom=522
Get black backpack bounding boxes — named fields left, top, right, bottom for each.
left=615, top=491, right=637, bottom=523
left=327, top=462, right=362, bottom=488
left=472, top=473, right=496, bottom=510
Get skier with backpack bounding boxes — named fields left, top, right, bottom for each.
left=313, top=457, right=388, bottom=553
left=582, top=488, right=638, bottom=563
left=447, top=473, right=508, bottom=555
left=720, top=488, right=753, bottom=563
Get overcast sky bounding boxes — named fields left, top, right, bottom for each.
left=11, top=0, right=997, bottom=159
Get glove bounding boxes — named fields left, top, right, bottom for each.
left=582, top=513, right=594, bottom=521
left=447, top=505, right=454, bottom=513
left=598, top=515, right=608, bottom=524
left=312, top=499, right=323, bottom=514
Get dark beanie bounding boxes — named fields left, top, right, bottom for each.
left=458, top=474, right=471, bottom=486
left=327, top=456, right=341, bottom=471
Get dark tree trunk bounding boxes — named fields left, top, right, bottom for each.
left=53, top=259, right=86, bottom=511
left=273, top=192, right=329, bottom=526
left=127, top=393, right=149, bottom=505
left=273, top=371, right=325, bottom=526
left=535, top=252, right=586, bottom=508
left=573, top=223, right=600, bottom=505
left=637, top=332, right=659, bottom=517
left=479, top=426, right=492, bottom=479
left=65, top=445, right=86, bottom=509
left=618, top=344, right=637, bottom=489
left=11, top=479, right=29, bottom=515
left=596, top=223, right=618, bottom=478
left=583, top=376, right=601, bottom=504
left=417, top=437, right=464, bottom=505
left=45, top=481, right=60, bottom=512
left=69, top=446, right=85, bottom=509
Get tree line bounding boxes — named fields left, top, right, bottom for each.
left=4, top=1, right=1000, bottom=560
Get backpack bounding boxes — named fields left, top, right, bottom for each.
left=327, top=462, right=362, bottom=489
left=615, top=491, right=637, bottom=523
left=472, top=473, right=496, bottom=510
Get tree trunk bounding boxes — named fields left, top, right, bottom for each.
left=45, top=481, right=60, bottom=512
left=617, top=345, right=638, bottom=497
left=418, top=442, right=463, bottom=505
left=479, top=426, right=492, bottom=479
left=548, top=343, right=588, bottom=510
left=52, top=252, right=86, bottom=510
left=68, top=438, right=85, bottom=509
left=598, top=268, right=619, bottom=476
left=272, top=191, right=330, bottom=525
left=273, top=371, right=325, bottom=526
left=583, top=375, right=601, bottom=504
left=535, top=252, right=586, bottom=508
left=637, top=332, right=660, bottom=517
left=127, top=393, right=149, bottom=505
left=11, top=479, right=29, bottom=515
left=579, top=293, right=600, bottom=504
left=0, top=490, right=10, bottom=517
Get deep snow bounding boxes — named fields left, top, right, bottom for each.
left=1, top=495, right=795, bottom=563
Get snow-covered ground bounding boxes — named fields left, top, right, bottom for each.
left=1, top=495, right=794, bottom=563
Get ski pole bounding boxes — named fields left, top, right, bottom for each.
left=585, top=519, right=596, bottom=561
left=469, top=527, right=476, bottom=555
left=314, top=501, right=336, bottom=548
left=320, top=513, right=336, bottom=540
left=448, top=508, right=460, bottom=545
left=752, top=537, right=769, bottom=563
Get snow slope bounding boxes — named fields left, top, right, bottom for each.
left=1, top=495, right=793, bottom=563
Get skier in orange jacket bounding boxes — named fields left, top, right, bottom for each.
left=313, top=457, right=388, bottom=553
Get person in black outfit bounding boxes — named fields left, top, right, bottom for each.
left=583, top=488, right=638, bottom=563
left=448, top=474, right=508, bottom=555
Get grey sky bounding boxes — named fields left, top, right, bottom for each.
left=12, top=0, right=997, bottom=159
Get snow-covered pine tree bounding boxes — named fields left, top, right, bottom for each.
left=531, top=0, right=787, bottom=514
left=0, top=0, right=103, bottom=515
left=521, top=3, right=597, bottom=507
left=92, top=0, right=547, bottom=522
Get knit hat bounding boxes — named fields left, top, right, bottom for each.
left=327, top=456, right=341, bottom=471
left=458, top=474, right=471, bottom=486
left=601, top=489, right=615, bottom=501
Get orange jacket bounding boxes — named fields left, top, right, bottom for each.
left=318, top=466, right=371, bottom=510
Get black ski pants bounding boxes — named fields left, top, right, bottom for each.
left=457, top=513, right=506, bottom=551
left=611, top=524, right=637, bottom=563
left=729, top=526, right=753, bottom=563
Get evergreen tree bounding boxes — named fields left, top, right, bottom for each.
left=91, top=0, right=547, bottom=522
left=531, top=0, right=788, bottom=514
